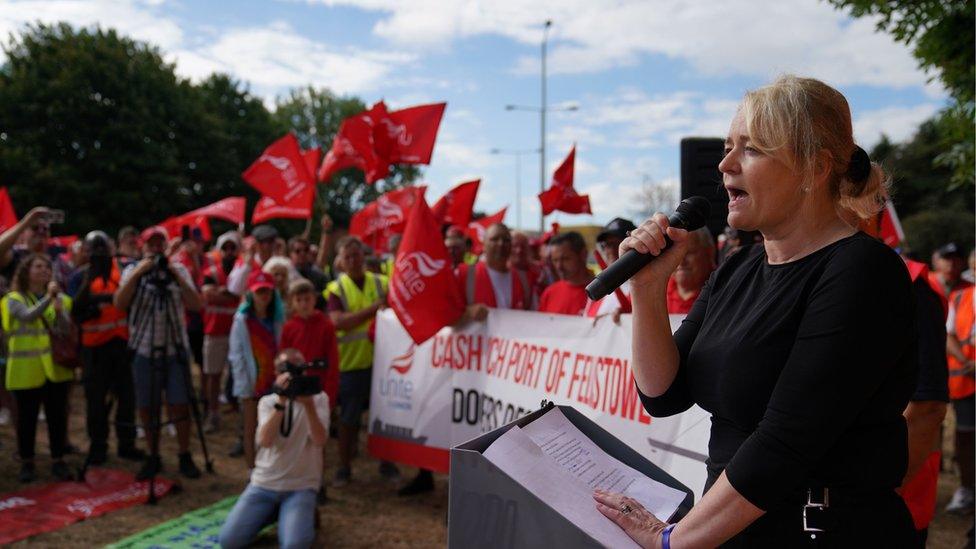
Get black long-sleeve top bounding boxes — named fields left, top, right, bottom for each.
left=640, top=232, right=917, bottom=511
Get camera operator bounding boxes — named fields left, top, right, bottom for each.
left=113, top=226, right=203, bottom=480
left=71, top=231, right=144, bottom=465
left=218, top=348, right=328, bottom=549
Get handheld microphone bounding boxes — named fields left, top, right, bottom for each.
left=585, top=197, right=711, bottom=301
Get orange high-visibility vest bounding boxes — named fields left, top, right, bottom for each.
left=80, top=260, right=128, bottom=347
left=948, top=286, right=975, bottom=400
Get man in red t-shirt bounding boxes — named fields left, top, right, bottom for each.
left=200, top=231, right=242, bottom=432
left=539, top=232, right=593, bottom=315
left=665, top=227, right=716, bottom=314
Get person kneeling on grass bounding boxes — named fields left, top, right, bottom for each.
left=219, top=348, right=329, bottom=549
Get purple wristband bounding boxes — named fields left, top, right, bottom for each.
left=662, top=523, right=676, bottom=549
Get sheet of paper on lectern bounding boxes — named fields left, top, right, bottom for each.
left=482, top=425, right=640, bottom=549
left=521, top=407, right=686, bottom=521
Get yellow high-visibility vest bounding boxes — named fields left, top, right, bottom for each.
left=323, top=272, right=387, bottom=373
left=2, top=292, right=74, bottom=390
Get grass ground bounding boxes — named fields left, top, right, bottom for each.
left=0, top=385, right=970, bottom=548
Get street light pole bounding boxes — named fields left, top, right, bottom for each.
left=540, top=20, right=551, bottom=233
left=491, top=147, right=540, bottom=231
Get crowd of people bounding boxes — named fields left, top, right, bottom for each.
left=0, top=184, right=972, bottom=546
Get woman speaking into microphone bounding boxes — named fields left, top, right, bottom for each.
left=594, top=75, right=917, bottom=548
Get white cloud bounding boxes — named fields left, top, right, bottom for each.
left=314, top=0, right=930, bottom=90
left=0, top=0, right=183, bottom=60
left=854, top=103, right=942, bottom=148
left=167, top=21, right=410, bottom=97
left=0, top=2, right=408, bottom=99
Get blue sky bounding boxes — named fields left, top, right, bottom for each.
left=0, top=0, right=948, bottom=229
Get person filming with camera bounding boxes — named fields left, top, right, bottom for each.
left=113, top=226, right=203, bottom=480
left=219, top=348, right=328, bottom=549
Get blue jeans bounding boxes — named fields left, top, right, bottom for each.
left=219, top=483, right=317, bottom=549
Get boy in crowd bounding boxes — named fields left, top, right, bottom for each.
left=281, top=278, right=339, bottom=502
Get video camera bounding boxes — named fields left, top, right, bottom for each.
left=273, top=359, right=327, bottom=399
left=146, top=253, right=173, bottom=287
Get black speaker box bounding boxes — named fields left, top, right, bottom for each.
left=680, top=137, right=727, bottom=237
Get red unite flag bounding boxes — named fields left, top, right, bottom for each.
left=381, top=102, right=446, bottom=164
left=186, top=197, right=246, bottom=225
left=0, top=187, right=17, bottom=233
left=242, top=133, right=314, bottom=204
left=538, top=145, right=591, bottom=215
left=318, top=107, right=386, bottom=184
left=252, top=184, right=316, bottom=225
left=466, top=206, right=507, bottom=255
left=319, top=101, right=446, bottom=184
left=389, top=197, right=465, bottom=344
left=302, top=147, right=322, bottom=182
left=431, top=179, right=479, bottom=227
left=159, top=214, right=212, bottom=242
left=349, top=186, right=427, bottom=251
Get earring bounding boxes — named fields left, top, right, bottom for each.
left=802, top=186, right=811, bottom=193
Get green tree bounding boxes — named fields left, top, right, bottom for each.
left=871, top=122, right=975, bottom=258
left=827, top=0, right=975, bottom=188
left=0, top=23, right=210, bottom=235
left=272, top=86, right=421, bottom=238
left=190, top=74, right=284, bottom=209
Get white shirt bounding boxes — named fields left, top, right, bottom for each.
left=251, top=392, right=330, bottom=492
left=486, top=266, right=513, bottom=309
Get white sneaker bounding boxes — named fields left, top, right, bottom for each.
left=137, top=427, right=146, bottom=439
left=945, top=487, right=975, bottom=514
left=165, top=424, right=177, bottom=437
left=0, top=408, right=10, bottom=425
left=38, top=409, right=46, bottom=422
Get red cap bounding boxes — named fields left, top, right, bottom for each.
left=139, top=226, right=168, bottom=245
left=247, top=271, right=275, bottom=292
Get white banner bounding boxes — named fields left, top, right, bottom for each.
left=368, top=308, right=711, bottom=498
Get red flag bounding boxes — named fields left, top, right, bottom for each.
left=186, top=197, right=246, bottom=225
left=380, top=102, right=446, bottom=164
left=318, top=104, right=387, bottom=184
left=242, top=133, right=314, bottom=204
left=466, top=207, right=507, bottom=255
left=0, top=187, right=17, bottom=233
left=388, top=198, right=465, bottom=343
left=159, top=214, right=212, bottom=242
left=252, top=184, right=316, bottom=225
left=538, top=145, right=591, bottom=215
left=880, top=201, right=905, bottom=248
left=431, top=179, right=479, bottom=227
left=302, top=147, right=322, bottom=182
left=319, top=101, right=446, bottom=184
left=349, top=186, right=427, bottom=251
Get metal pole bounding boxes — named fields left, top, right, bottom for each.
left=515, top=153, right=522, bottom=230
left=540, top=20, right=551, bottom=234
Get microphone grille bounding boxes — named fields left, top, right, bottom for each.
left=674, top=196, right=711, bottom=230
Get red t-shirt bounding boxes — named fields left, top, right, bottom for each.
left=280, top=310, right=340, bottom=409
left=538, top=280, right=588, bottom=316
left=666, top=277, right=700, bottom=314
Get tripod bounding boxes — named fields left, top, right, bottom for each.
left=131, top=267, right=214, bottom=504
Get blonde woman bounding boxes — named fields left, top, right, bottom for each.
left=595, top=76, right=916, bottom=547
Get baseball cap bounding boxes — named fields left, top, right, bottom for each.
left=247, top=270, right=275, bottom=292
left=597, top=217, right=637, bottom=243
left=251, top=225, right=278, bottom=242
left=139, top=226, right=168, bottom=244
